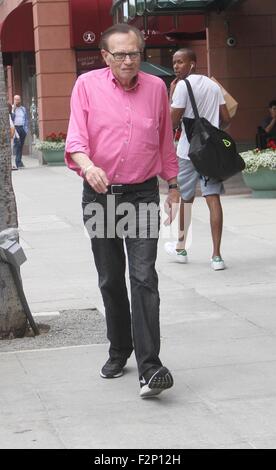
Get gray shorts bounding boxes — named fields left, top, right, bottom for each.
left=177, top=158, right=225, bottom=201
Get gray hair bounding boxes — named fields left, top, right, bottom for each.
left=99, top=23, right=145, bottom=50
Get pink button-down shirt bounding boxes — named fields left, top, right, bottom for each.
left=65, top=67, right=178, bottom=184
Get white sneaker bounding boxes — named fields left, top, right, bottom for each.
left=211, top=256, right=225, bottom=271
left=164, top=241, right=188, bottom=264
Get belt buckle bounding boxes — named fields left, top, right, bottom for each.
left=111, top=184, right=123, bottom=195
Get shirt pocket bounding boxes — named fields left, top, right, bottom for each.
left=135, top=117, right=159, bottom=149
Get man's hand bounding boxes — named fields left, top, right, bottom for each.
left=85, top=165, right=109, bottom=193
left=164, top=189, right=180, bottom=226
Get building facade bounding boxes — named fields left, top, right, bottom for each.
left=0, top=0, right=275, bottom=149
left=0, top=0, right=114, bottom=145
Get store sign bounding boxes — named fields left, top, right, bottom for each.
left=141, top=29, right=161, bottom=38
left=69, top=0, right=113, bottom=48
left=76, top=50, right=105, bottom=75
left=83, top=31, right=96, bottom=44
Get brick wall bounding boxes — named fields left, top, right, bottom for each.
left=33, top=0, right=76, bottom=138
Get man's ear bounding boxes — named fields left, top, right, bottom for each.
left=101, top=49, right=110, bottom=66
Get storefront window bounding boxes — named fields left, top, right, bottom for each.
left=136, top=0, right=146, bottom=15
left=145, top=47, right=175, bottom=88
left=146, top=0, right=157, bottom=12
left=156, top=1, right=178, bottom=7
left=11, top=52, right=38, bottom=149
left=123, top=1, right=129, bottom=22
left=113, top=0, right=239, bottom=20
left=155, top=0, right=210, bottom=6
left=146, top=47, right=176, bottom=69
left=115, top=3, right=124, bottom=22
left=129, top=0, right=137, bottom=19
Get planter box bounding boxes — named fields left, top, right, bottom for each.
left=42, top=149, right=65, bottom=166
left=242, top=168, right=276, bottom=198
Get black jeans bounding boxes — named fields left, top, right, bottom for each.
left=82, top=180, right=162, bottom=378
left=14, top=126, right=26, bottom=167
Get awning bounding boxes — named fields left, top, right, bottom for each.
left=164, top=30, right=206, bottom=40
left=112, top=0, right=242, bottom=18
left=140, top=61, right=174, bottom=76
left=0, top=2, right=34, bottom=53
left=162, top=13, right=206, bottom=39
left=69, top=0, right=113, bottom=48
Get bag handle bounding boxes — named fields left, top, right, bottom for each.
left=183, top=78, right=200, bottom=120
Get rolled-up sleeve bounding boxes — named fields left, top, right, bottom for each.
left=158, top=82, right=178, bottom=181
left=65, top=77, right=90, bottom=173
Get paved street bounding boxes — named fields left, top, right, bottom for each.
left=1, top=157, right=276, bottom=449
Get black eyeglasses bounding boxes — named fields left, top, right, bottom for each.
left=105, top=50, right=142, bottom=62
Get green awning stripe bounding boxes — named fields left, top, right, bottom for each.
left=145, top=62, right=173, bottom=76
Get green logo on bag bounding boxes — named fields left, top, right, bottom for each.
left=223, top=139, right=231, bottom=148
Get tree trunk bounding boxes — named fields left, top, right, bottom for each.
left=0, top=47, right=27, bottom=338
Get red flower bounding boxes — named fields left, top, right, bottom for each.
left=267, top=139, right=276, bottom=150
left=45, top=132, right=67, bottom=142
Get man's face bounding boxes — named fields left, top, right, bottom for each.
left=101, top=32, right=142, bottom=85
left=269, top=105, right=276, bottom=118
left=14, top=95, right=21, bottom=107
left=172, top=51, right=195, bottom=80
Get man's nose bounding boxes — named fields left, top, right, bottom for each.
left=123, top=54, right=133, bottom=64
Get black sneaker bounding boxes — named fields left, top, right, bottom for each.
left=100, top=357, right=127, bottom=379
left=140, top=366, right=174, bottom=398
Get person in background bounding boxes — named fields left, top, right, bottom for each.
left=12, top=95, right=28, bottom=169
left=262, top=100, right=276, bottom=141
left=8, top=103, right=18, bottom=171
left=165, top=48, right=231, bottom=271
left=65, top=24, right=179, bottom=399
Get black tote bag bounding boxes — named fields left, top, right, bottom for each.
left=182, top=78, right=245, bottom=181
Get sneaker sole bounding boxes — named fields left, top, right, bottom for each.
left=140, top=386, right=164, bottom=398
left=173, top=255, right=188, bottom=264
left=140, top=367, right=174, bottom=398
left=165, top=252, right=188, bottom=264
left=211, top=262, right=225, bottom=271
left=164, top=243, right=188, bottom=264
left=100, top=370, right=124, bottom=379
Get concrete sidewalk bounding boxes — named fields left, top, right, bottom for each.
left=1, top=158, right=276, bottom=449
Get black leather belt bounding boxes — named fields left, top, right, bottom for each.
left=84, top=177, right=158, bottom=195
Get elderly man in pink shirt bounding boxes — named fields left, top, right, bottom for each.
left=65, top=24, right=179, bottom=399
